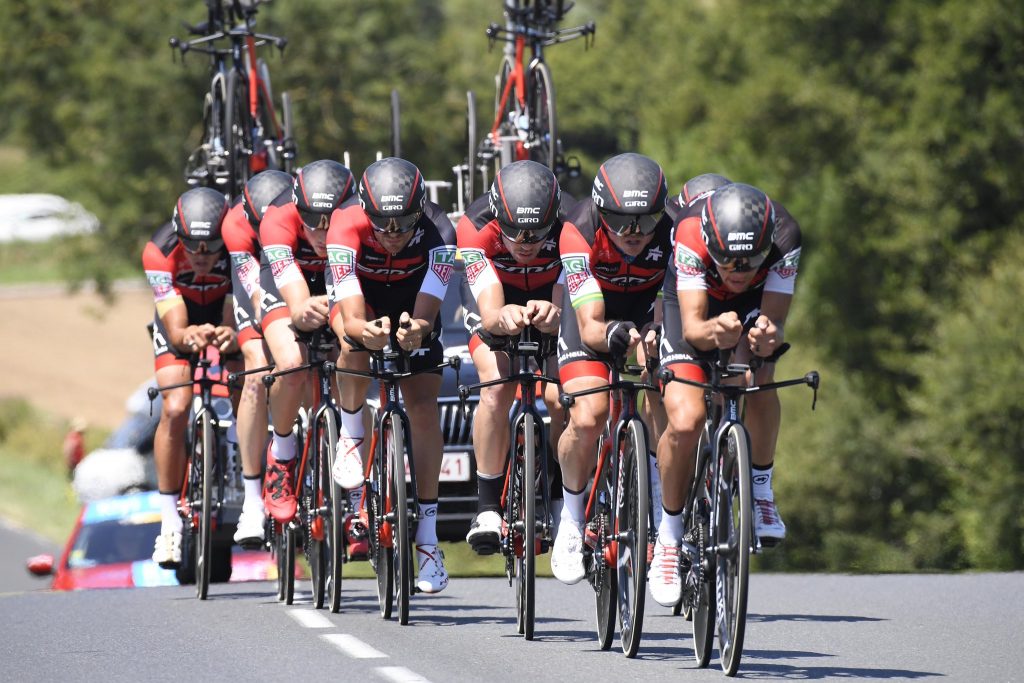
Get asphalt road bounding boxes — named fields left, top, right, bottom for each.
left=0, top=519, right=57, bottom=594
left=2, top=568, right=1021, bottom=682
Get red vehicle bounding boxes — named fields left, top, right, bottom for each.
left=26, top=491, right=287, bottom=590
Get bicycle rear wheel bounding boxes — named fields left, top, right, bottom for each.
left=528, top=61, right=558, bottom=172
left=320, top=410, right=345, bottom=613
left=370, top=419, right=394, bottom=619
left=716, top=424, right=753, bottom=676
left=689, top=489, right=714, bottom=667
left=195, top=412, right=214, bottom=600
left=389, top=416, right=412, bottom=625
left=224, top=69, right=251, bottom=197
left=590, top=430, right=616, bottom=651
left=615, top=419, right=649, bottom=657
left=514, top=414, right=538, bottom=639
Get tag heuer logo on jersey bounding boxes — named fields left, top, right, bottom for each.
left=562, top=255, right=587, bottom=274
left=776, top=247, right=801, bottom=279
left=431, top=249, right=456, bottom=286
left=145, top=271, right=175, bottom=299
left=328, top=249, right=354, bottom=282
left=264, top=246, right=294, bottom=278
left=462, top=250, right=487, bottom=285
left=675, top=245, right=704, bottom=277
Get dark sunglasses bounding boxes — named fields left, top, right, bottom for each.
left=298, top=208, right=331, bottom=231
left=369, top=211, right=422, bottom=234
left=499, top=224, right=552, bottom=244
left=598, top=209, right=662, bottom=236
left=180, top=238, right=224, bottom=255
left=710, top=249, right=770, bottom=273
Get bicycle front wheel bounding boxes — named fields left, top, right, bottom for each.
left=716, top=423, right=753, bottom=676
left=615, top=419, right=649, bottom=657
left=195, top=412, right=214, bottom=600
left=528, top=61, right=558, bottom=172
left=388, top=415, right=412, bottom=625
left=370, top=421, right=394, bottom=619
left=305, top=419, right=327, bottom=609
left=515, top=413, right=539, bottom=639
left=320, top=410, right=345, bottom=613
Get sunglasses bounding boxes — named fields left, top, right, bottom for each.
left=598, top=209, right=662, bottom=236
left=369, top=211, right=422, bottom=234
left=710, top=249, right=770, bottom=273
left=298, top=208, right=331, bottom=231
left=499, top=224, right=552, bottom=244
left=181, top=238, right=224, bottom=255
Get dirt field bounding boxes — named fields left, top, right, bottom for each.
left=0, top=281, right=156, bottom=429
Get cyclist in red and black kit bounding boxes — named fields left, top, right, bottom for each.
left=456, top=160, right=570, bottom=554
left=326, top=157, right=457, bottom=593
left=143, top=187, right=236, bottom=567
left=551, top=152, right=672, bottom=584
left=259, top=160, right=354, bottom=524
left=222, top=169, right=293, bottom=546
left=648, top=182, right=802, bottom=607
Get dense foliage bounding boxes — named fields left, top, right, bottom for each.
left=2, top=0, right=1021, bottom=570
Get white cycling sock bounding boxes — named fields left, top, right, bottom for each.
left=560, top=486, right=586, bottom=527
left=160, top=492, right=183, bottom=534
left=658, top=510, right=683, bottom=547
left=243, top=475, right=264, bottom=512
left=416, top=500, right=438, bottom=545
left=271, top=430, right=296, bottom=462
left=752, top=464, right=774, bottom=500
left=340, top=405, right=366, bottom=444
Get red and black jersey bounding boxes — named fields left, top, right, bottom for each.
left=325, top=198, right=457, bottom=305
left=559, top=199, right=673, bottom=317
left=221, top=200, right=263, bottom=300
left=259, top=194, right=327, bottom=294
left=672, top=196, right=802, bottom=300
left=456, top=193, right=567, bottom=303
left=142, top=221, right=231, bottom=319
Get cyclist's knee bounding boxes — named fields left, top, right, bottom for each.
left=479, top=382, right=515, bottom=413
left=161, top=391, right=192, bottom=424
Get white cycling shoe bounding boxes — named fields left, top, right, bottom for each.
left=550, top=520, right=585, bottom=585
left=648, top=539, right=683, bottom=607
left=233, top=507, right=266, bottom=548
left=332, top=437, right=365, bottom=489
left=152, top=531, right=182, bottom=568
left=415, top=544, right=449, bottom=594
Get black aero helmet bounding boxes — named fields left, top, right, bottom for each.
left=701, top=183, right=776, bottom=272
left=488, top=160, right=560, bottom=244
left=358, top=157, right=426, bottom=233
left=172, top=187, right=228, bottom=253
left=242, top=170, right=292, bottom=228
left=679, top=173, right=731, bottom=207
left=293, top=159, right=354, bottom=229
left=592, top=153, right=668, bottom=236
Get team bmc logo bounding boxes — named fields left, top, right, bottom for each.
left=562, top=255, right=590, bottom=295
left=461, top=250, right=487, bottom=285
left=431, top=249, right=456, bottom=285
left=328, top=248, right=354, bottom=282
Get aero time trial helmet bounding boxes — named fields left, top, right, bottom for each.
left=172, top=187, right=228, bottom=254
left=293, top=160, right=354, bottom=230
left=700, top=183, right=776, bottom=272
left=488, top=160, right=560, bottom=244
left=592, top=152, right=667, bottom=236
left=242, top=170, right=293, bottom=228
left=358, top=157, right=426, bottom=234
left=679, top=173, right=731, bottom=207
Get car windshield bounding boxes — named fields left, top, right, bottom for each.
left=67, top=520, right=161, bottom=568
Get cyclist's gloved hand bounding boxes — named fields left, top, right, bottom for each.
left=640, top=321, right=662, bottom=344
left=605, top=320, right=638, bottom=357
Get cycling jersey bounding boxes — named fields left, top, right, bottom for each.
left=142, top=221, right=231, bottom=369
left=222, top=200, right=262, bottom=344
left=258, top=194, right=328, bottom=326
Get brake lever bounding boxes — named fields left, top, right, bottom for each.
left=457, top=385, right=471, bottom=420
left=806, top=371, right=820, bottom=411
left=147, top=387, right=158, bottom=417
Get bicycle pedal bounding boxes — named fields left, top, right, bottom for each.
left=237, top=538, right=265, bottom=551
left=758, top=536, right=781, bottom=549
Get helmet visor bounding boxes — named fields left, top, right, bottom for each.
left=710, top=248, right=770, bottom=273
left=499, top=224, right=552, bottom=244
left=369, top=211, right=422, bottom=234
left=598, top=209, right=662, bottom=236
left=297, top=207, right=331, bottom=231
left=180, top=238, right=224, bottom=255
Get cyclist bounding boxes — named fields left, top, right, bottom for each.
left=222, top=169, right=293, bottom=546
left=550, top=152, right=673, bottom=584
left=143, top=187, right=236, bottom=567
left=649, top=182, right=802, bottom=606
left=258, top=160, right=354, bottom=526
left=664, top=173, right=731, bottom=225
left=326, top=157, right=457, bottom=593
left=456, top=160, right=568, bottom=554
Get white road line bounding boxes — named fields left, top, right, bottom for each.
left=287, top=609, right=334, bottom=629
left=375, top=666, right=433, bottom=683
left=321, top=634, right=388, bottom=659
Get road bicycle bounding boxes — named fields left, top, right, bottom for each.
left=337, top=334, right=461, bottom=625
left=462, top=0, right=595, bottom=207
left=660, top=347, right=818, bottom=675
left=259, top=328, right=345, bottom=610
left=560, top=351, right=655, bottom=657
left=458, top=328, right=559, bottom=640
left=148, top=348, right=238, bottom=599
left=171, top=0, right=297, bottom=197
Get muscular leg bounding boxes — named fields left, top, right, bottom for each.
left=470, top=345, right=516, bottom=478
left=236, top=339, right=270, bottom=478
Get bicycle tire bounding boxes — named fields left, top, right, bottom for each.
left=616, top=419, right=648, bottom=657
left=515, top=413, right=538, bottom=639
left=465, top=90, right=477, bottom=208
left=320, top=410, right=344, bottom=613
left=273, top=523, right=285, bottom=601
left=494, top=56, right=518, bottom=172
left=390, top=415, right=412, bottom=626
left=175, top=459, right=199, bottom=586
left=716, top=423, right=752, bottom=676
left=253, top=59, right=280, bottom=174
left=590, top=430, right=616, bottom=651
left=371, top=417, right=394, bottom=619
left=196, top=412, right=214, bottom=600
left=689, top=423, right=715, bottom=666
left=281, top=91, right=296, bottom=174
left=282, top=523, right=297, bottom=605
left=528, top=60, right=558, bottom=172
left=390, top=89, right=402, bottom=158
left=223, top=68, right=251, bottom=197
left=306, top=418, right=326, bottom=610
